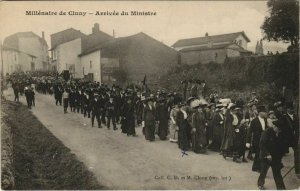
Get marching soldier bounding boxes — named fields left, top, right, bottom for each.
left=69, top=88, right=76, bottom=112
left=83, top=90, right=91, bottom=118
left=106, top=96, right=117, bottom=130
left=62, top=88, right=70, bottom=113
left=91, top=93, right=102, bottom=128
left=24, top=86, right=33, bottom=109
left=54, top=85, right=63, bottom=106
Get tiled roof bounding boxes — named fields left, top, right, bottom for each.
left=2, top=45, right=37, bottom=58
left=4, top=31, right=48, bottom=49
left=79, top=32, right=177, bottom=57
left=172, top=31, right=250, bottom=48
left=81, top=31, right=114, bottom=53
left=50, top=28, right=86, bottom=50
left=180, top=43, right=252, bottom=53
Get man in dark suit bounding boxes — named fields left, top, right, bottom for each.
left=106, top=96, right=117, bottom=130
left=284, top=102, right=299, bottom=153
left=91, top=93, right=102, bottom=128
left=257, top=120, right=286, bottom=190
left=247, top=105, right=268, bottom=172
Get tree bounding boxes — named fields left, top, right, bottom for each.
left=261, top=0, right=299, bottom=48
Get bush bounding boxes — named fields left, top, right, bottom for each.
left=159, top=53, right=299, bottom=104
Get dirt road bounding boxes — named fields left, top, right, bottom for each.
left=4, top=88, right=299, bottom=189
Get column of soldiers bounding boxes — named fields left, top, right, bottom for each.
left=7, top=72, right=300, bottom=190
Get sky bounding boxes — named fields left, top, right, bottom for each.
left=0, top=1, right=289, bottom=53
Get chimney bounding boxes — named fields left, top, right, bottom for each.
left=42, top=31, right=45, bottom=39
left=92, top=23, right=100, bottom=34
left=205, top=32, right=209, bottom=37
left=113, top=29, right=115, bottom=38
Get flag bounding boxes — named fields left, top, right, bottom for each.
left=142, top=74, right=147, bottom=85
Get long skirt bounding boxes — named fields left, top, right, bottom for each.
left=145, top=122, right=156, bottom=141
left=208, top=125, right=223, bottom=152
left=158, top=120, right=168, bottom=140
left=126, top=117, right=136, bottom=135
left=121, top=118, right=127, bottom=134
left=178, top=120, right=190, bottom=150
left=192, top=128, right=207, bottom=154
left=221, top=126, right=238, bottom=158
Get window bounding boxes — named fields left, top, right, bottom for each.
left=90, top=61, right=92, bottom=69
left=238, top=40, right=242, bottom=46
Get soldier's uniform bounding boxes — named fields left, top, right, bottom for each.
left=105, top=97, right=117, bottom=130
left=83, top=90, right=91, bottom=118
left=91, top=94, right=102, bottom=128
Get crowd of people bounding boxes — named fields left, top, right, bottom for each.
left=6, top=71, right=300, bottom=190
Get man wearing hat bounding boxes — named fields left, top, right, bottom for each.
left=283, top=102, right=299, bottom=154
left=142, top=97, right=156, bottom=141
left=136, top=95, right=146, bottom=126
left=83, top=90, right=91, bottom=118
left=257, top=119, right=286, bottom=190
left=91, top=93, right=102, bottom=128
left=62, top=88, right=70, bottom=113
left=105, top=96, right=117, bottom=130
left=246, top=105, right=268, bottom=172
left=273, top=101, right=291, bottom=155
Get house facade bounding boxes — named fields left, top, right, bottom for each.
left=173, top=31, right=252, bottom=65
left=80, top=50, right=102, bottom=82
left=50, top=23, right=113, bottom=79
left=55, top=38, right=82, bottom=76
left=50, top=28, right=86, bottom=74
left=3, top=32, right=49, bottom=73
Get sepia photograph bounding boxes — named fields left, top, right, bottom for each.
left=0, top=0, right=299, bottom=190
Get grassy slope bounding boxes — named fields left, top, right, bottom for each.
left=1, top=100, right=105, bottom=190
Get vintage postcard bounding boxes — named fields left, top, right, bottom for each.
left=0, top=0, right=299, bottom=190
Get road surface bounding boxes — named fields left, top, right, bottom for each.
left=3, top=87, right=299, bottom=189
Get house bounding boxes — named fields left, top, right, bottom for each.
left=172, top=31, right=252, bottom=65
left=78, top=32, right=178, bottom=84
left=49, top=28, right=85, bottom=74
left=3, top=31, right=49, bottom=74
left=1, top=45, right=36, bottom=75
left=49, top=23, right=113, bottom=78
